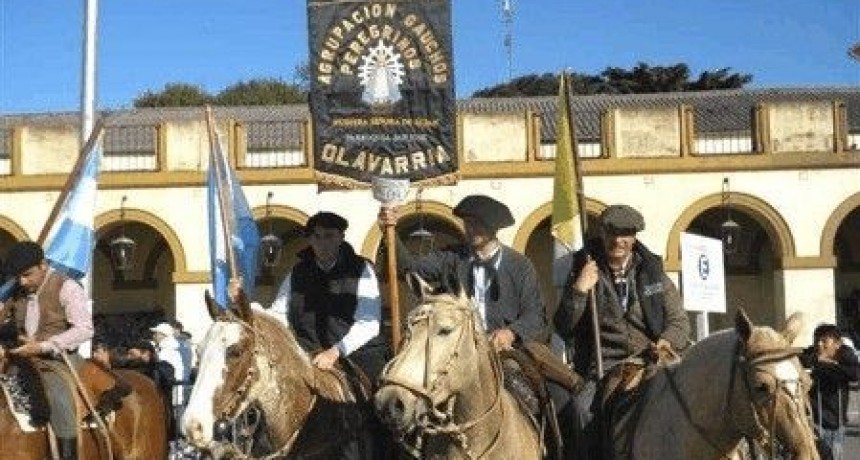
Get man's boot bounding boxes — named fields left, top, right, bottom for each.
left=58, top=437, right=77, bottom=460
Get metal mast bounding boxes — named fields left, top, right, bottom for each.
left=501, top=0, right=514, bottom=81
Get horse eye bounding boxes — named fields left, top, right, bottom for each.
left=226, top=345, right=242, bottom=359
left=437, top=326, right=453, bottom=336
left=755, top=381, right=771, bottom=394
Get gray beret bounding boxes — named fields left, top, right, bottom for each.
left=304, top=211, right=348, bottom=235
left=453, top=195, right=514, bottom=231
left=3, top=241, right=44, bottom=276
left=600, top=205, right=644, bottom=233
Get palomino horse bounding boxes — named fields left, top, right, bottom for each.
left=182, top=293, right=377, bottom=459
left=375, top=276, right=542, bottom=460
left=0, top=357, right=168, bottom=460
left=630, top=309, right=818, bottom=460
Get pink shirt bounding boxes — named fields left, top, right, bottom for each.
left=24, top=278, right=94, bottom=354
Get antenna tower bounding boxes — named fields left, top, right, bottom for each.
left=501, top=0, right=514, bottom=81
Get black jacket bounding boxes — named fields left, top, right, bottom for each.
left=800, top=344, right=860, bottom=429
left=396, top=241, right=548, bottom=344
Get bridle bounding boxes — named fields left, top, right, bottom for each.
left=208, top=314, right=307, bottom=460
left=379, top=300, right=506, bottom=460
left=664, top=338, right=811, bottom=459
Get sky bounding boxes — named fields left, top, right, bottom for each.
left=1, top=0, right=859, bottom=114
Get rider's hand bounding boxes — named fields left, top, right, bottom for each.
left=11, top=338, right=44, bottom=357
left=650, top=338, right=673, bottom=361
left=573, top=256, right=598, bottom=294
left=312, top=346, right=341, bottom=370
left=490, top=328, right=516, bottom=351
left=227, top=278, right=243, bottom=305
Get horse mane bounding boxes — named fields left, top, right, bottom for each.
left=247, top=307, right=355, bottom=403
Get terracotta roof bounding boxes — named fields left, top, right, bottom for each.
left=3, top=87, right=859, bottom=143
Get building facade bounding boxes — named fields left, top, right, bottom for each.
left=2, top=87, right=860, bottom=346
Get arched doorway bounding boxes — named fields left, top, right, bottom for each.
left=685, top=208, right=777, bottom=333
left=832, top=207, right=860, bottom=343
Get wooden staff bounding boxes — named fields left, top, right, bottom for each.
left=382, top=204, right=402, bottom=352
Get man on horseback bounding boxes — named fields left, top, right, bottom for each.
left=379, top=194, right=581, bottom=459
left=0, top=241, right=94, bottom=460
left=554, top=204, right=691, bottom=459
left=266, top=211, right=390, bottom=458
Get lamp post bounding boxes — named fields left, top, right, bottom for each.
left=409, top=186, right=434, bottom=255
left=720, top=177, right=741, bottom=254
left=109, top=195, right=136, bottom=272
left=259, top=191, right=283, bottom=269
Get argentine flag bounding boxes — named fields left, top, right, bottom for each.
left=207, top=123, right=260, bottom=309
left=44, top=144, right=102, bottom=280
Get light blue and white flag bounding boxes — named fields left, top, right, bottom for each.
left=44, top=144, right=102, bottom=280
left=207, top=119, right=260, bottom=309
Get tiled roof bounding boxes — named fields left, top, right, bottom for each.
left=3, top=87, right=859, bottom=143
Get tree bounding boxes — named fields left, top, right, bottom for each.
left=214, top=78, right=305, bottom=105
left=133, top=83, right=212, bottom=108
left=471, top=63, right=752, bottom=98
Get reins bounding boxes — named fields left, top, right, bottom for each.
left=380, top=302, right=507, bottom=460
left=662, top=338, right=806, bottom=459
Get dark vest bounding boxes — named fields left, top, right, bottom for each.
left=11, top=271, right=72, bottom=342
left=571, top=240, right=667, bottom=374
left=288, top=244, right=383, bottom=353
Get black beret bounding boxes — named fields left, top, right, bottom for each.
left=600, top=205, right=645, bottom=233
left=304, top=211, right=348, bottom=235
left=453, top=195, right=515, bottom=231
left=3, top=241, right=44, bottom=277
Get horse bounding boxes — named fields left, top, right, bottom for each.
left=374, top=275, right=542, bottom=460
left=0, top=356, right=169, bottom=460
left=628, top=309, right=819, bottom=459
left=181, top=292, right=378, bottom=459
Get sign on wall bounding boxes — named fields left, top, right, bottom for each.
left=307, top=0, right=458, bottom=188
left=680, top=232, right=727, bottom=313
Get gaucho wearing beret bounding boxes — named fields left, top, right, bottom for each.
left=600, top=204, right=645, bottom=233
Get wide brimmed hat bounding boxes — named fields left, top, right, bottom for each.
left=600, top=205, right=645, bottom=233
left=453, top=195, right=515, bottom=231
left=304, top=211, right=348, bottom=235
left=3, top=241, right=44, bottom=277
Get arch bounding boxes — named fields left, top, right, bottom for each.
left=665, top=192, right=796, bottom=270
left=95, top=208, right=189, bottom=273
left=0, top=215, right=30, bottom=241
left=251, top=204, right=310, bottom=225
left=512, top=198, right=607, bottom=253
left=821, top=191, right=860, bottom=257
left=360, top=200, right=460, bottom=259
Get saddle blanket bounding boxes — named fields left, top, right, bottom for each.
left=0, top=370, right=44, bottom=433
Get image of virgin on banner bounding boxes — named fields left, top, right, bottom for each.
left=307, top=0, right=458, bottom=188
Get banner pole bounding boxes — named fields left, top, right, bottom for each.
left=383, top=206, right=402, bottom=352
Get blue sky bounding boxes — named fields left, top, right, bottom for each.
left=1, top=0, right=859, bottom=114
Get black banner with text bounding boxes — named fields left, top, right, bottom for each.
left=307, top=0, right=457, bottom=187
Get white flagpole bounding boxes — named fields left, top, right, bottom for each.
left=79, top=0, right=98, bottom=357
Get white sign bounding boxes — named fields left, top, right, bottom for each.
left=680, top=232, right=726, bottom=313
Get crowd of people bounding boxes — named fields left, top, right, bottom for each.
left=0, top=195, right=859, bottom=459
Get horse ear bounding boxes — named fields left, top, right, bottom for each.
left=781, top=311, right=804, bottom=345
left=231, top=289, right=254, bottom=326
left=204, top=290, right=221, bottom=321
left=405, top=272, right=434, bottom=300
left=735, top=308, right=753, bottom=342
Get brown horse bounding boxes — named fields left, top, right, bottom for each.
left=374, top=276, right=542, bottom=459
left=0, top=357, right=168, bottom=460
left=181, top=293, right=377, bottom=459
left=630, top=309, right=818, bottom=460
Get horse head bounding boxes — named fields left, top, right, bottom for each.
left=733, top=309, right=818, bottom=459
left=375, top=272, right=497, bottom=444
left=183, top=289, right=265, bottom=455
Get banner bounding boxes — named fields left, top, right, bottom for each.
left=551, top=73, right=582, bottom=288
left=307, top=0, right=457, bottom=187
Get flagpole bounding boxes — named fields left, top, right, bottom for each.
left=563, top=72, right=604, bottom=378
left=37, top=119, right=105, bottom=245
left=205, top=107, right=240, bottom=280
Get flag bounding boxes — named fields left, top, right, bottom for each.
left=207, top=114, right=261, bottom=309
left=551, top=72, right=583, bottom=288
left=44, top=141, right=102, bottom=279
